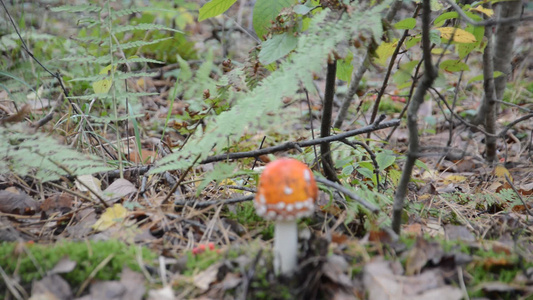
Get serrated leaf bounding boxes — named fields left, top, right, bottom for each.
left=439, top=59, right=470, bottom=72
left=259, top=32, right=298, bottom=65
left=198, top=0, right=237, bottom=22
left=436, top=27, right=477, bottom=43
left=394, top=18, right=416, bottom=30
left=375, top=40, right=398, bottom=66
left=253, top=0, right=295, bottom=40
left=376, top=152, right=396, bottom=171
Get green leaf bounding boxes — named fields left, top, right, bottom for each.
left=253, top=0, right=296, bottom=40
left=405, top=36, right=421, bottom=49
left=375, top=40, right=398, bottom=66
left=258, top=32, right=298, bottom=65
left=198, top=0, right=238, bottom=22
left=336, top=52, right=354, bottom=83
left=393, top=60, right=419, bottom=85
left=439, top=59, right=470, bottom=72
left=196, top=163, right=236, bottom=194
left=394, top=18, right=416, bottom=30
left=467, top=71, right=503, bottom=84
left=429, top=30, right=441, bottom=45
left=294, top=4, right=313, bottom=15
left=376, top=152, right=396, bottom=171
left=434, top=11, right=458, bottom=27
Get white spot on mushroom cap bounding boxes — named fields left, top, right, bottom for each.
left=303, top=169, right=311, bottom=182
left=284, top=186, right=293, bottom=195
left=267, top=210, right=277, bottom=219
left=259, top=194, right=266, bottom=204
left=277, top=202, right=285, bottom=209
left=286, top=204, right=293, bottom=212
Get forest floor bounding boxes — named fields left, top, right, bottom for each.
left=0, top=1, right=532, bottom=299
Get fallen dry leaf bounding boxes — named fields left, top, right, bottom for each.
left=0, top=189, right=39, bottom=215
left=103, top=179, right=137, bottom=200
left=92, top=204, right=129, bottom=231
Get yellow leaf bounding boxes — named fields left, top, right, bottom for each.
left=443, top=175, right=467, bottom=184
left=431, top=48, right=451, bottom=55
left=493, top=164, right=512, bottom=182
left=92, top=204, right=129, bottom=231
left=375, top=41, right=398, bottom=66
left=436, top=27, right=477, bottom=43
left=469, top=6, right=494, bottom=17
left=92, top=65, right=117, bottom=94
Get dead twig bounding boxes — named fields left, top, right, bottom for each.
left=200, top=116, right=398, bottom=164
left=314, top=177, right=380, bottom=213
left=505, top=174, right=533, bottom=217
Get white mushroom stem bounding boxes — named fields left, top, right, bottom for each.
left=274, top=220, right=298, bottom=275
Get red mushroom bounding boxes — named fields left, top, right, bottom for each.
left=254, top=158, right=318, bottom=275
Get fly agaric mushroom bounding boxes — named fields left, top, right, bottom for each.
left=254, top=158, right=318, bottom=275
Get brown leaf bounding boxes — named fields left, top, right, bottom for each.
left=0, top=104, right=31, bottom=125
left=0, top=190, right=39, bottom=215
left=49, top=257, right=77, bottom=275
left=31, top=274, right=73, bottom=300
left=103, top=179, right=137, bottom=200
left=41, top=193, right=73, bottom=213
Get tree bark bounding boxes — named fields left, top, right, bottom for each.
left=320, top=61, right=339, bottom=182
left=493, top=0, right=523, bottom=101
left=391, top=0, right=437, bottom=234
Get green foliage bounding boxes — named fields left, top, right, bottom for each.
left=154, top=2, right=391, bottom=173
left=0, top=240, right=156, bottom=287
left=0, top=125, right=111, bottom=182
left=253, top=0, right=297, bottom=40
left=258, top=32, right=298, bottom=65
left=198, top=0, right=238, bottom=22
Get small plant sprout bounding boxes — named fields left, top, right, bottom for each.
left=254, top=158, right=318, bottom=275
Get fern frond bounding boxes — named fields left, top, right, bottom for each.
left=111, top=7, right=177, bottom=18
left=153, top=3, right=390, bottom=172
left=69, top=92, right=158, bottom=101
left=0, top=125, right=111, bottom=182
left=111, top=24, right=182, bottom=34
left=107, top=37, right=173, bottom=52
left=51, top=4, right=102, bottom=13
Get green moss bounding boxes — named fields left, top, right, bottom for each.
left=0, top=240, right=156, bottom=287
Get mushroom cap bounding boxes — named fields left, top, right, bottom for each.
left=254, top=158, right=318, bottom=221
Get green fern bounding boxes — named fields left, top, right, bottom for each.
left=0, top=125, right=111, bottom=182
left=153, top=3, right=390, bottom=172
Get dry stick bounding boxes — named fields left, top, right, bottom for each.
left=320, top=60, right=339, bottom=182
left=162, top=155, right=201, bottom=204
left=386, top=59, right=424, bottom=141
left=44, top=157, right=109, bottom=207
left=0, top=0, right=116, bottom=160
left=334, top=0, right=403, bottom=128
left=201, top=116, right=397, bottom=164
left=174, top=195, right=254, bottom=208
left=304, top=88, right=320, bottom=168
left=441, top=0, right=533, bottom=27
left=367, top=5, right=421, bottom=138
left=504, top=174, right=533, bottom=217
left=315, top=177, right=380, bottom=213
left=391, top=0, right=438, bottom=234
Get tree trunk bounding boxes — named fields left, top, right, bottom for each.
left=493, top=0, right=523, bottom=102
